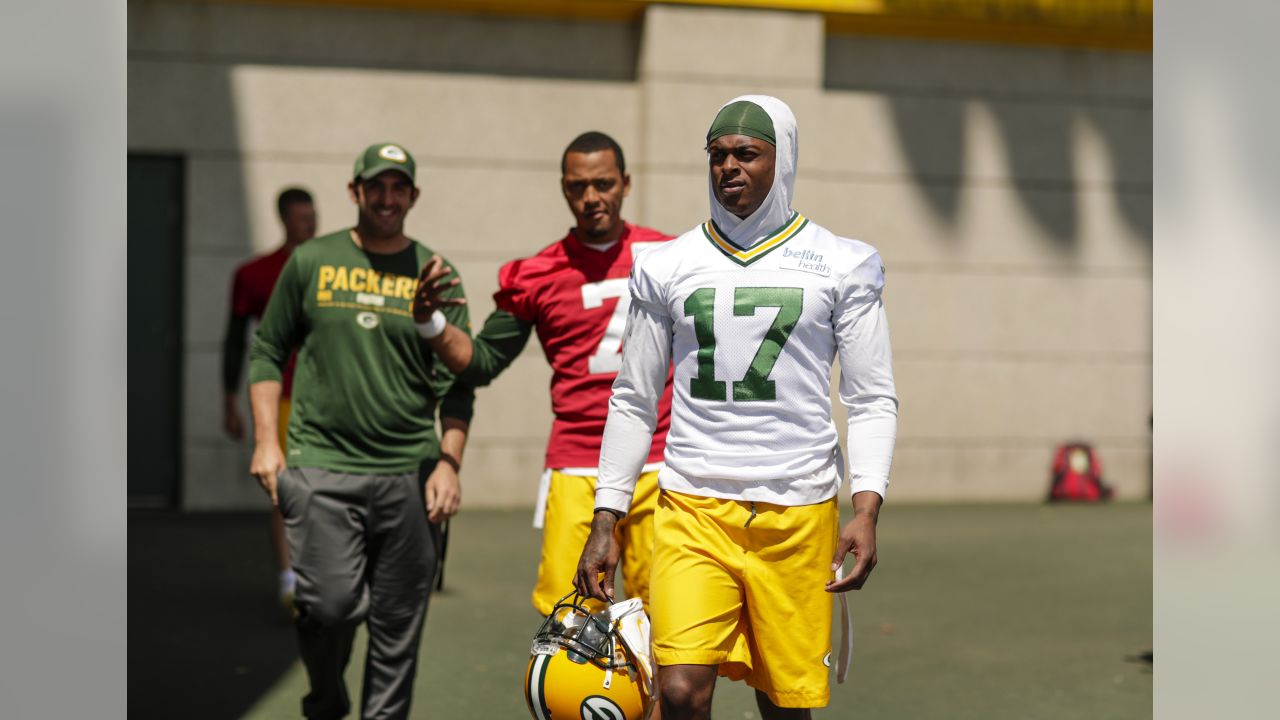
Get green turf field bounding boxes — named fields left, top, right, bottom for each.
left=232, top=503, right=1150, bottom=719
left=130, top=503, right=1150, bottom=718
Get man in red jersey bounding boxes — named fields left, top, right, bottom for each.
left=222, top=186, right=317, bottom=609
left=418, top=132, right=672, bottom=616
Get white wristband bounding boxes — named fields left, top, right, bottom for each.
left=415, top=310, right=447, bottom=339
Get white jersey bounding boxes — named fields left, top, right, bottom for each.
left=595, top=212, right=898, bottom=511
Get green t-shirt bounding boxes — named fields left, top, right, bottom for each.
left=248, top=229, right=473, bottom=474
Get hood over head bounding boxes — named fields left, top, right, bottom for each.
left=706, top=95, right=798, bottom=248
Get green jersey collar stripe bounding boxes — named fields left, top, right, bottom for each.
left=703, top=211, right=807, bottom=267
left=707, top=211, right=789, bottom=249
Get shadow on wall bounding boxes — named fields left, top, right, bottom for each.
left=825, top=34, right=1152, bottom=249
left=129, top=3, right=254, bottom=508
left=127, top=1, right=639, bottom=81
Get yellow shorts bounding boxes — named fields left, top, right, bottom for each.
left=531, top=469, right=660, bottom=616
left=650, top=490, right=838, bottom=709
left=277, top=398, right=291, bottom=451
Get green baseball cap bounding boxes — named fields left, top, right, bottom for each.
left=353, top=142, right=416, bottom=182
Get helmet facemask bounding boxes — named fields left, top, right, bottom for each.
left=532, top=593, right=637, bottom=673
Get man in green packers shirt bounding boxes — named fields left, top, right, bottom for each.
left=248, top=142, right=472, bottom=720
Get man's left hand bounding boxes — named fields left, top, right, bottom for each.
left=826, top=494, right=880, bottom=593
left=425, top=460, right=461, bottom=523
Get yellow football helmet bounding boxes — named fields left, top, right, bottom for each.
left=524, top=593, right=652, bottom=720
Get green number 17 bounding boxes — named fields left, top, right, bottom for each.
left=683, top=287, right=803, bottom=402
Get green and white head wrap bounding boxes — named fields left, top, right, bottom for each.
left=705, top=95, right=798, bottom=248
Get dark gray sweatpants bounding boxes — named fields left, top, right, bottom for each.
left=277, top=466, right=439, bottom=720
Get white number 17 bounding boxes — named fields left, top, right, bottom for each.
left=581, top=278, right=630, bottom=375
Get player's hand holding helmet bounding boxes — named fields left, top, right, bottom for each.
left=524, top=592, right=654, bottom=720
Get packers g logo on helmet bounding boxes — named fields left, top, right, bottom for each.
left=524, top=593, right=652, bottom=720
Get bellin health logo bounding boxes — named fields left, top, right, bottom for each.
left=780, top=247, right=830, bottom=276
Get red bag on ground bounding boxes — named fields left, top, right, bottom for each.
left=1047, top=442, right=1113, bottom=502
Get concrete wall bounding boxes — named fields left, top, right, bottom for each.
left=127, top=1, right=1151, bottom=509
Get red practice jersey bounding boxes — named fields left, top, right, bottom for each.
left=231, top=245, right=297, bottom=396
left=495, top=223, right=673, bottom=469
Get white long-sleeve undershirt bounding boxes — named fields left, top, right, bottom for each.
left=595, top=301, right=673, bottom=514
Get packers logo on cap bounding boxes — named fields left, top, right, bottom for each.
left=378, top=145, right=408, bottom=163
left=355, top=142, right=416, bottom=181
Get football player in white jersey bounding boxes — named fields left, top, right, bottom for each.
left=574, top=95, right=898, bottom=720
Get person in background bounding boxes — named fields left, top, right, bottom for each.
left=422, top=131, right=673, bottom=618
left=222, top=186, right=316, bottom=609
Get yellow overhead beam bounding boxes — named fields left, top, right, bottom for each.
left=222, top=0, right=1152, bottom=50
left=697, top=0, right=1154, bottom=51
left=235, top=0, right=647, bottom=22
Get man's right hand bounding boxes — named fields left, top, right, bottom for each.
left=223, top=393, right=245, bottom=440
left=412, top=256, right=466, bottom=323
left=574, top=510, right=623, bottom=603
left=250, top=442, right=286, bottom=507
